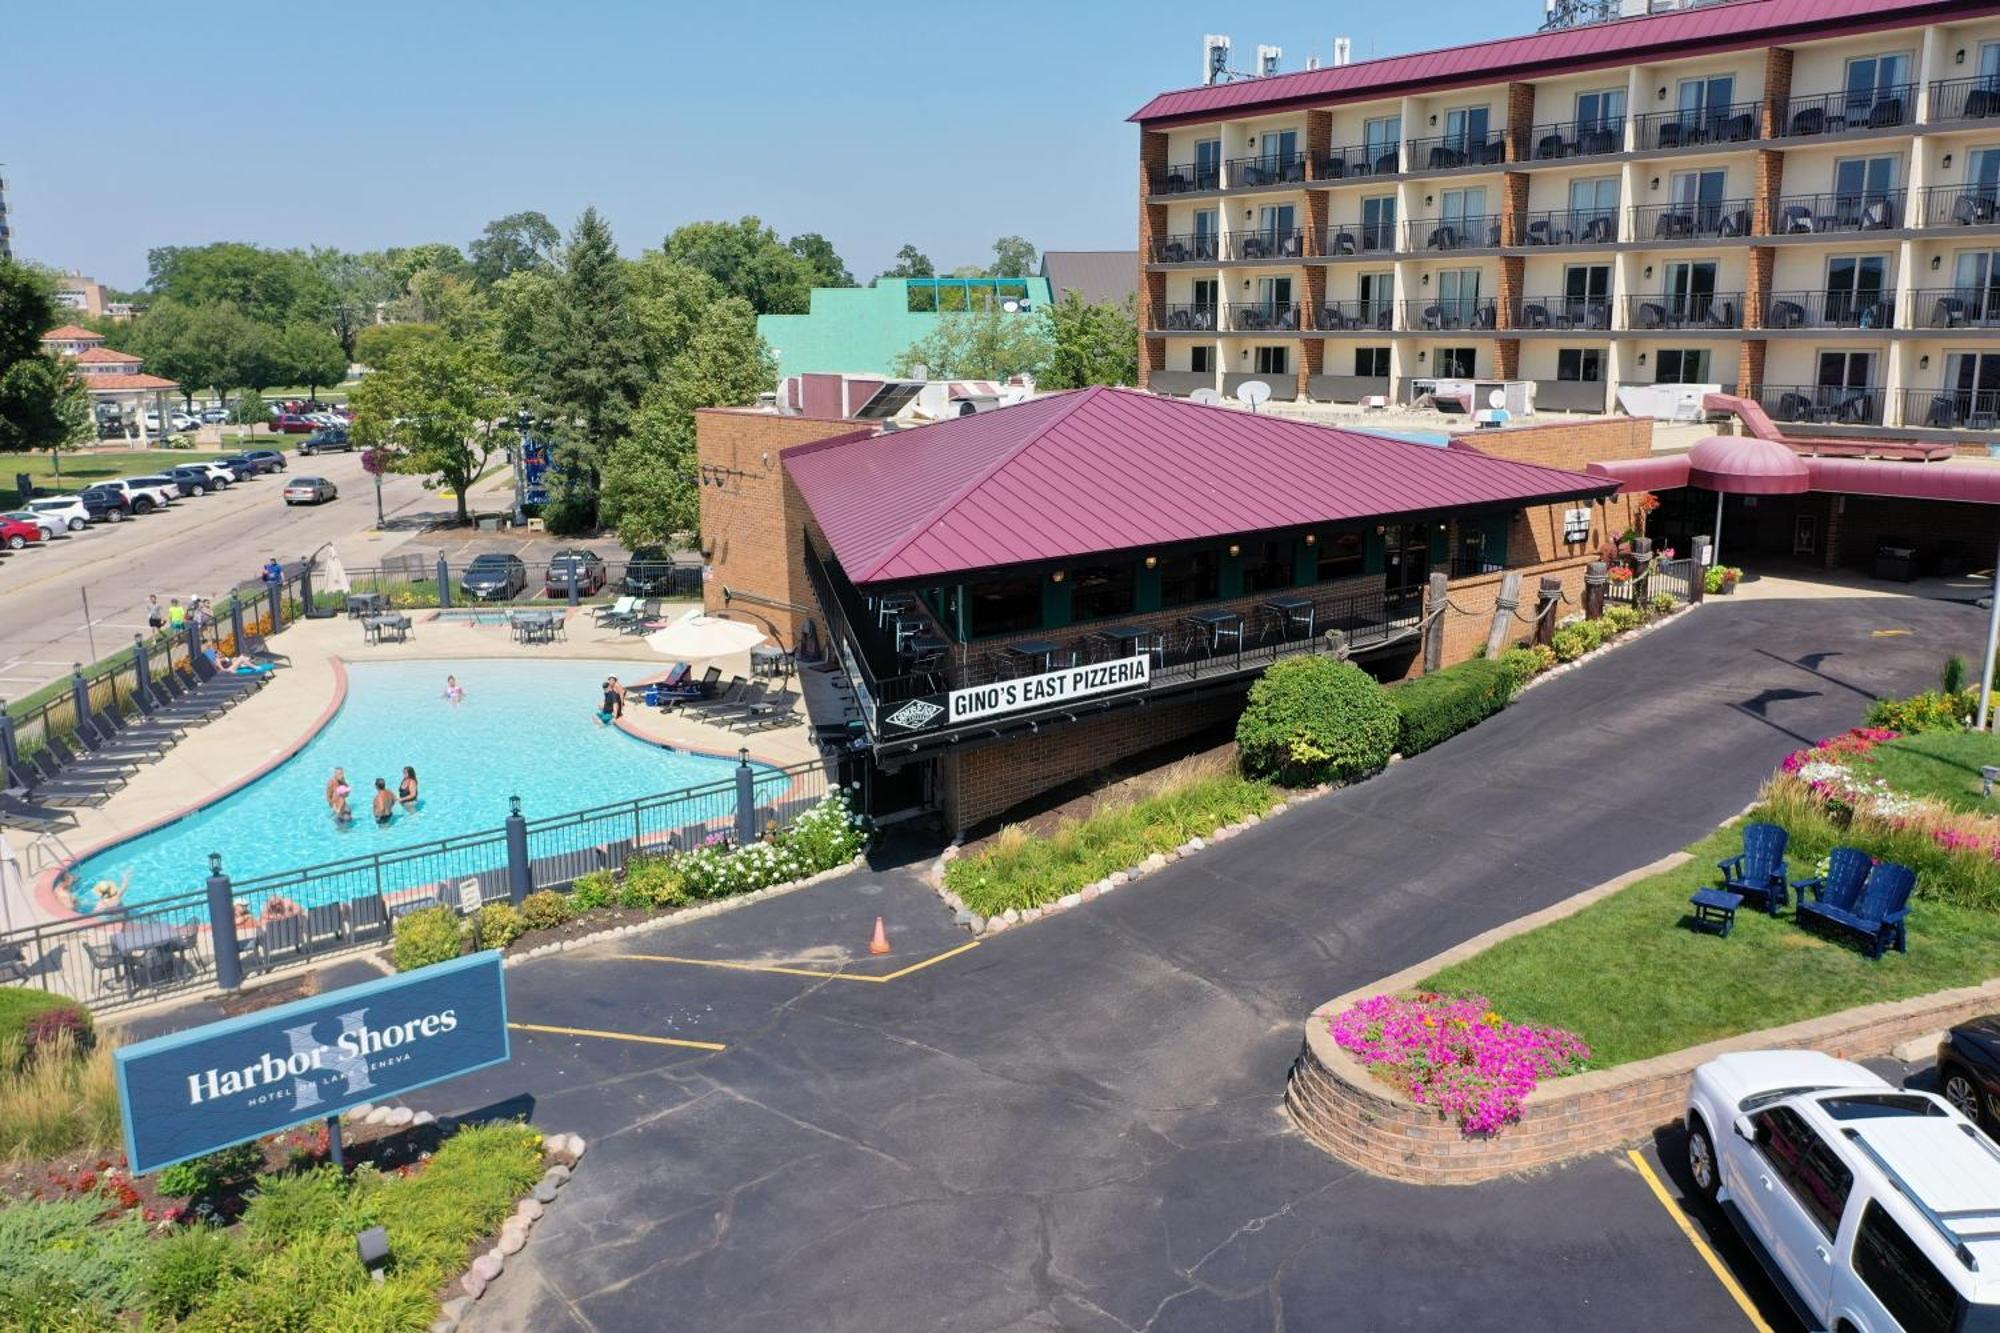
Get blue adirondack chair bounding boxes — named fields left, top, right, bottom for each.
left=1719, top=822, right=1791, bottom=915
left=1791, top=847, right=1872, bottom=915
left=1798, top=859, right=1917, bottom=959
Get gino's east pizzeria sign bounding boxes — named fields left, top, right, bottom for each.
left=945, top=655, right=1151, bottom=727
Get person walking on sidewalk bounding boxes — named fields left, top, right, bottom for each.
left=145, top=594, right=164, bottom=635
left=167, top=597, right=186, bottom=633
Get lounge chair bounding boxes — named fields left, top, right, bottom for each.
left=695, top=681, right=768, bottom=719
left=303, top=902, right=346, bottom=951
left=1718, top=822, right=1790, bottom=915
left=0, top=944, right=29, bottom=985
left=593, top=596, right=639, bottom=627
left=689, top=676, right=748, bottom=712
left=1791, top=846, right=1872, bottom=916
left=28, top=752, right=126, bottom=794
left=256, top=914, right=307, bottom=972
left=42, top=736, right=139, bottom=775
left=345, top=894, right=392, bottom=944
left=0, top=795, right=78, bottom=832
left=659, top=665, right=721, bottom=707
left=1797, top=859, right=1916, bottom=959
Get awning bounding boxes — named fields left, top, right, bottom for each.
left=1589, top=450, right=2000, bottom=506
left=1685, top=435, right=1812, bottom=495
left=1586, top=456, right=1690, bottom=495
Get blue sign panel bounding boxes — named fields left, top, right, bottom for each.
left=116, top=952, right=510, bottom=1175
left=522, top=439, right=551, bottom=507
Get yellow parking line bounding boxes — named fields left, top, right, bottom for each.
left=1626, top=1149, right=1774, bottom=1333
left=509, top=1021, right=726, bottom=1052
left=608, top=939, right=982, bottom=985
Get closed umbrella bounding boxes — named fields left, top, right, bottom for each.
left=643, top=611, right=768, bottom=660
left=321, top=545, right=352, bottom=595
left=0, top=832, right=21, bottom=933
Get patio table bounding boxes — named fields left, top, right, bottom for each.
left=111, top=922, right=190, bottom=985
left=875, top=594, right=917, bottom=630
left=1260, top=596, right=1316, bottom=641
left=1689, top=888, right=1744, bottom=937
left=1182, top=609, right=1244, bottom=654
left=345, top=592, right=388, bottom=617
left=1092, top=624, right=1160, bottom=663
left=1004, top=638, right=1067, bottom=675
left=899, top=634, right=949, bottom=670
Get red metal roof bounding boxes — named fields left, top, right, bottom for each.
left=77, top=373, right=179, bottom=390
left=40, top=325, right=104, bottom=343
left=1131, top=0, right=1973, bottom=126
left=1687, top=435, right=1812, bottom=494
left=784, top=386, right=1615, bottom=586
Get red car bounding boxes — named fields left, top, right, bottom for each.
left=0, top=516, right=44, bottom=551
left=269, top=413, right=316, bottom=433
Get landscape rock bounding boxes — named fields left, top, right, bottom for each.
left=387, top=1106, right=415, bottom=1128
left=1078, top=886, right=1096, bottom=902
left=498, top=1223, right=528, bottom=1255
left=460, top=1272, right=487, bottom=1301
left=1022, top=907, right=1043, bottom=923
left=412, top=1110, right=436, bottom=1127
left=1001, top=908, right=1020, bottom=924
left=544, top=1163, right=572, bottom=1187
left=516, top=1198, right=545, bottom=1223
left=474, top=1249, right=504, bottom=1280
left=533, top=1180, right=559, bottom=1204
left=984, top=917, right=1009, bottom=934
left=1057, top=893, right=1081, bottom=909
left=1187, top=837, right=1206, bottom=852
left=953, top=908, right=977, bottom=927
left=440, top=1297, right=473, bottom=1325
left=431, top=1318, right=456, bottom=1333
left=965, top=914, right=986, bottom=933
left=564, top=1135, right=586, bottom=1161
left=1243, top=813, right=1260, bottom=826
left=365, top=1106, right=394, bottom=1126
left=348, top=1103, right=375, bottom=1122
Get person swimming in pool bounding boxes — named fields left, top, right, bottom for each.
left=331, top=784, right=354, bottom=825
left=326, top=767, right=348, bottom=812
left=90, top=870, right=131, bottom=914
left=398, top=766, right=419, bottom=810
left=372, top=778, right=395, bottom=825
left=444, top=675, right=464, bottom=705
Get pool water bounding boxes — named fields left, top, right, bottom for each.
left=72, top=660, right=750, bottom=909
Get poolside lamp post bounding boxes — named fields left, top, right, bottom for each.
left=504, top=796, right=531, bottom=908
left=205, top=852, right=243, bottom=992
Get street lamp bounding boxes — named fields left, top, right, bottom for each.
left=361, top=447, right=386, bottom=530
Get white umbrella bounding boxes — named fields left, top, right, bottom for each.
left=0, top=832, right=21, bottom=933
left=644, top=611, right=768, bottom=660
left=321, top=545, right=352, bottom=595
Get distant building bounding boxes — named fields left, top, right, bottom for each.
left=1039, top=250, right=1139, bottom=309
left=757, top=275, right=1055, bottom=377
left=0, top=171, right=11, bottom=262
left=52, top=271, right=111, bottom=318
left=39, top=325, right=181, bottom=442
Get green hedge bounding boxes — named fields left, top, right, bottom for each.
left=0, top=988, right=92, bottom=1066
left=1235, top=657, right=1399, bottom=785
left=1385, top=658, right=1519, bottom=757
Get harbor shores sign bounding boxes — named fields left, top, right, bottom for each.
left=946, top=655, right=1151, bottom=726
left=117, top=952, right=509, bottom=1174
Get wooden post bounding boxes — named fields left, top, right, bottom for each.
left=1482, top=572, right=1522, bottom=659
left=1582, top=560, right=1608, bottom=620
left=1690, top=536, right=1711, bottom=604
left=1532, top=576, right=1563, bottom=648
left=1423, top=572, right=1449, bottom=674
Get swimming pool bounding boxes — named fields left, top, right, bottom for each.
left=70, top=660, right=759, bottom=911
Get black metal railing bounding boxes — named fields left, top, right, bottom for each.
left=1227, top=153, right=1308, bottom=188
left=1510, top=296, right=1613, bottom=330
left=1907, top=287, right=2000, bottom=329
left=1630, top=198, right=1754, bottom=241
left=1407, top=215, right=1501, bottom=251
left=1515, top=118, right=1626, bottom=161
left=1402, top=297, right=1499, bottom=332
left=1606, top=557, right=1699, bottom=606
left=1518, top=208, right=1619, bottom=246
left=1770, top=190, right=1907, bottom=234
left=1761, top=384, right=1886, bottom=426
left=1624, top=292, right=1745, bottom=330
left=1157, top=303, right=1220, bottom=332
left=1315, top=221, right=1400, bottom=256
left=1779, top=84, right=1917, bottom=137
left=1918, top=184, right=2000, bottom=228
left=1151, top=233, right=1222, bottom=264
left=1227, top=229, right=1306, bottom=262
left=314, top=554, right=702, bottom=614
left=1633, top=102, right=1761, bottom=151
left=1929, top=76, right=2000, bottom=124
left=1318, top=143, right=1402, bottom=179
left=1151, top=161, right=1222, bottom=195
left=1900, top=386, right=2000, bottom=430
left=1228, top=302, right=1302, bottom=331
left=1406, top=132, right=1506, bottom=172
left=1761, top=289, right=1898, bottom=330
left=1315, top=299, right=1397, bottom=332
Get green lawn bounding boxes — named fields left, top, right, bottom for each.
left=1868, top=730, right=2000, bottom=812
left=5, top=450, right=201, bottom=505
left=1421, top=821, right=2000, bottom=1069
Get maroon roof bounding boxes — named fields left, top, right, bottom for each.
left=783, top=386, right=1615, bottom=586
left=1588, top=453, right=2000, bottom=504
left=1687, top=435, right=1812, bottom=495
left=1131, top=0, right=1970, bottom=126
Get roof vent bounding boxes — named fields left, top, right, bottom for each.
left=1305, top=56, right=1322, bottom=70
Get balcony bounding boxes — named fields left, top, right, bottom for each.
left=1407, top=215, right=1501, bottom=252
left=1401, top=297, right=1498, bottom=332
left=1770, top=190, right=1907, bottom=234
left=1624, top=292, right=1746, bottom=330
left=1901, top=386, right=2000, bottom=430
left=1918, top=184, right=2000, bottom=228
left=1629, top=198, right=1753, bottom=242
left=1315, top=299, right=1397, bottom=333
left=1907, top=287, right=2000, bottom=330
left=1315, top=221, right=1400, bottom=257
left=1227, top=229, right=1306, bottom=262
left=1632, top=102, right=1761, bottom=151
left=1405, top=132, right=1506, bottom=173
left=1151, top=233, right=1220, bottom=265
left=1761, top=384, right=1886, bottom=427
left=1157, top=303, right=1219, bottom=333
left=1225, top=302, right=1302, bottom=333
left=1761, top=289, right=1897, bottom=331
left=1317, top=143, right=1402, bottom=180
left=1510, top=296, right=1613, bottom=331
left=1151, top=161, right=1222, bottom=196
left=1777, top=84, right=1917, bottom=138
left=1514, top=117, right=1625, bottom=162
left=1227, top=153, right=1308, bottom=189
left=1518, top=208, right=1619, bottom=247
left=1928, top=76, right=2000, bottom=125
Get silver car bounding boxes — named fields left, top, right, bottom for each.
left=282, top=476, right=338, bottom=505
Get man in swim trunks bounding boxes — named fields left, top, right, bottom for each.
left=372, top=778, right=395, bottom=824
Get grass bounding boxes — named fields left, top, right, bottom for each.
left=3, top=450, right=206, bottom=505
left=1868, top=730, right=2000, bottom=812
left=0, top=1032, right=124, bottom=1162
left=1420, top=820, right=2000, bottom=1069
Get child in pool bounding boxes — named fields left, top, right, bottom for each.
left=444, top=675, right=465, bottom=705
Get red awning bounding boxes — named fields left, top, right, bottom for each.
left=1586, top=456, right=1689, bottom=495
left=1686, top=435, right=1812, bottom=495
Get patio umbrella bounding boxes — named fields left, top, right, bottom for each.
left=321, top=545, right=352, bottom=595
left=643, top=611, right=768, bottom=660
left=0, top=832, right=20, bottom=933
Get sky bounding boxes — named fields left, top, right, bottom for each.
left=5, top=0, right=1533, bottom=291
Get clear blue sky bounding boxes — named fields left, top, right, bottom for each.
left=5, top=0, right=1530, bottom=291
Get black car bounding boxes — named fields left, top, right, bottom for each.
left=1938, top=1017, right=2000, bottom=1134
left=168, top=465, right=225, bottom=496
left=460, top=553, right=527, bottom=601
left=298, top=428, right=352, bottom=456
left=240, top=449, right=288, bottom=473
left=622, top=547, right=679, bottom=595
left=76, top=485, right=134, bottom=524
left=211, top=456, right=260, bottom=481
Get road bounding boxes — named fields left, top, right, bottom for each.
left=394, top=591, right=1983, bottom=1332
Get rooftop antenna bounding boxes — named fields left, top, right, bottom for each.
left=1256, top=43, right=1282, bottom=77
left=1202, top=34, right=1231, bottom=85
left=1333, top=36, right=1352, bottom=67
left=1540, top=0, right=1621, bottom=30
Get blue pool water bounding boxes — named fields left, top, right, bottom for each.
left=72, top=660, right=756, bottom=909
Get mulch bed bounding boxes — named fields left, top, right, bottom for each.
left=498, top=905, right=659, bottom=955
left=957, top=732, right=1243, bottom=859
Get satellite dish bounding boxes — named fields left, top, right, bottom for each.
left=1487, top=388, right=1507, bottom=409
left=1189, top=388, right=1225, bottom=405
left=1238, top=379, right=1272, bottom=411
left=1001, top=299, right=1021, bottom=313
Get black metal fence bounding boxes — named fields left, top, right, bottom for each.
left=1605, top=557, right=1699, bottom=607
left=1761, top=289, right=1897, bottom=331
left=1929, top=76, right=2000, bottom=124
left=1778, top=84, right=1916, bottom=137
left=306, top=553, right=703, bottom=614
left=1632, top=102, right=1761, bottom=151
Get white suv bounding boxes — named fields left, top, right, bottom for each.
left=1686, top=1051, right=2000, bottom=1332
left=104, top=477, right=176, bottom=512
left=26, top=495, right=90, bottom=532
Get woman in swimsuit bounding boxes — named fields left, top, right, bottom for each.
left=326, top=767, right=348, bottom=811
left=444, top=675, right=465, bottom=705
left=398, top=766, right=419, bottom=810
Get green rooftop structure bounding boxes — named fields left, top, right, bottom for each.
left=757, top=275, right=1055, bottom=377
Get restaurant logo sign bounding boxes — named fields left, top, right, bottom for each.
left=884, top=699, right=944, bottom=731
left=116, top=952, right=509, bottom=1175
left=946, top=656, right=1151, bottom=727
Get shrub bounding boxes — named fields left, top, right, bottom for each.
left=1494, top=647, right=1544, bottom=695
left=1648, top=591, right=1676, bottom=615
left=782, top=789, right=869, bottom=869
left=238, top=1166, right=353, bottom=1250
left=156, top=1142, right=265, bottom=1200
left=0, top=1029, right=122, bottom=1161
left=1943, top=654, right=1969, bottom=695
left=1867, top=689, right=1976, bottom=734
left=1703, top=564, right=1743, bottom=594
left=1387, top=658, right=1517, bottom=757
left=518, top=890, right=572, bottom=932
left=142, top=1226, right=244, bottom=1322
left=569, top=870, right=616, bottom=911
left=391, top=907, right=464, bottom=972
left=0, top=989, right=91, bottom=1069
left=1235, top=657, right=1398, bottom=785
left=473, top=901, right=526, bottom=948
left=0, top=1198, right=151, bottom=1320
left=1550, top=623, right=1593, bottom=663
left=620, top=856, right=686, bottom=909
left=1602, top=604, right=1642, bottom=633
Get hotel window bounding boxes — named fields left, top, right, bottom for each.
left=1189, top=346, right=1214, bottom=373
left=1195, top=138, right=1222, bottom=190
left=1969, top=148, right=2000, bottom=202
left=1361, top=195, right=1397, bottom=251
left=1354, top=347, right=1390, bottom=377
left=1676, top=74, right=1734, bottom=120
left=1654, top=348, right=1711, bottom=383
left=1824, top=255, right=1888, bottom=324
left=1951, top=249, right=2000, bottom=321
left=1242, top=539, right=1295, bottom=594
left=1556, top=348, right=1602, bottom=382
left=1070, top=563, right=1137, bottom=622
left=1436, top=347, right=1476, bottom=377
left=1438, top=269, right=1482, bottom=326
left=1254, top=346, right=1289, bottom=375
left=1358, top=270, right=1393, bottom=324
left=1662, top=260, right=1719, bottom=322
left=1443, top=105, right=1490, bottom=154
left=1159, top=548, right=1220, bottom=606
left=1316, top=531, right=1364, bottom=582
left=1575, top=87, right=1625, bottom=132
left=1564, top=263, right=1611, bottom=325
left=1363, top=116, right=1401, bottom=168
left=1258, top=129, right=1299, bottom=174
left=1844, top=53, right=1913, bottom=118
left=968, top=576, right=1043, bottom=637
left=1832, top=156, right=1899, bottom=211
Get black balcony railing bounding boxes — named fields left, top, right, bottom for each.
left=1908, top=287, right=2000, bottom=329
left=1624, top=292, right=1745, bottom=330
left=1319, top=143, right=1402, bottom=179
left=1761, top=289, right=1897, bottom=330
left=1633, top=102, right=1761, bottom=151
left=1918, top=184, right=2000, bottom=228
left=1511, top=296, right=1612, bottom=330
left=1228, top=302, right=1301, bottom=332
left=1151, top=233, right=1221, bottom=264
left=1519, top=208, right=1619, bottom=246
left=1900, top=386, right=2000, bottom=430
left=1408, top=215, right=1501, bottom=251
left=1315, top=299, right=1397, bottom=332
left=1406, top=133, right=1507, bottom=172
left=1151, top=161, right=1222, bottom=195
left=1929, top=76, right=2000, bottom=124
left=1770, top=190, right=1907, bottom=234
left=1228, top=229, right=1306, bottom=262
left=1316, top=221, right=1400, bottom=255
left=1779, top=84, right=1918, bottom=137
left=1630, top=198, right=1754, bottom=241
left=1227, top=153, right=1308, bottom=188
left=1515, top=117, right=1626, bottom=161
left=1158, top=303, right=1220, bottom=332
left=1761, top=384, right=1886, bottom=426
left=1402, top=297, right=1498, bottom=332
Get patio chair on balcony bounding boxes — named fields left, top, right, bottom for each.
left=1476, top=139, right=1506, bottom=165
left=1835, top=392, right=1878, bottom=424
left=1373, top=152, right=1399, bottom=175
left=1781, top=204, right=1817, bottom=234
left=1968, top=86, right=2000, bottom=118
left=1329, top=228, right=1357, bottom=255
left=1536, top=132, right=1571, bottom=160
left=1638, top=302, right=1666, bottom=330
left=1279, top=232, right=1304, bottom=258
left=1933, top=294, right=1970, bottom=328
left=1952, top=193, right=1998, bottom=225
left=1789, top=106, right=1828, bottom=136
left=1426, top=225, right=1459, bottom=251
left=1579, top=214, right=1615, bottom=243
left=1654, top=211, right=1693, bottom=239
left=1859, top=200, right=1895, bottom=230
left=1718, top=208, right=1750, bottom=237
left=1927, top=396, right=1966, bottom=427
left=1775, top=391, right=1818, bottom=422
left=1702, top=301, right=1736, bottom=329
left=1319, top=156, right=1347, bottom=180
left=1471, top=304, right=1498, bottom=330
left=1867, top=97, right=1906, bottom=128
left=1718, top=822, right=1791, bottom=915
left=1526, top=218, right=1560, bottom=246
left=1656, top=121, right=1685, bottom=150
left=1520, top=302, right=1551, bottom=330
left=1281, top=158, right=1307, bottom=183
left=1426, top=145, right=1464, bottom=170
left=1767, top=299, right=1806, bottom=329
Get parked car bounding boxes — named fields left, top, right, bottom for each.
left=4, top=509, right=62, bottom=540
left=543, top=548, right=607, bottom=596
left=75, top=486, right=134, bottom=523
left=134, top=471, right=203, bottom=499
left=199, top=406, right=231, bottom=425
left=101, top=478, right=172, bottom=512
left=460, top=553, right=527, bottom=601
left=282, top=476, right=338, bottom=506
left=225, top=449, right=286, bottom=474
left=621, top=547, right=681, bottom=595
left=270, top=413, right=317, bottom=434
left=166, top=464, right=229, bottom=496
left=26, top=495, right=90, bottom=532
left=298, top=428, right=352, bottom=455
left=209, top=456, right=259, bottom=481
left=1939, top=1017, right=2000, bottom=1136
left=0, top=516, right=44, bottom=550
left=1685, top=1050, right=2000, bottom=1330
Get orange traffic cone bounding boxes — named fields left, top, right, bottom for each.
left=868, top=916, right=892, bottom=956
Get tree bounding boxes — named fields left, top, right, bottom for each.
left=128, top=299, right=280, bottom=407
left=661, top=216, right=816, bottom=315
left=382, top=243, right=469, bottom=292
left=988, top=235, right=1038, bottom=278
left=145, top=243, right=330, bottom=328
left=895, top=306, right=1050, bottom=381
left=395, top=267, right=487, bottom=339
left=353, top=321, right=443, bottom=370
left=311, top=247, right=397, bottom=359
left=0, top=261, right=93, bottom=453
left=1037, top=293, right=1138, bottom=390
left=348, top=335, right=510, bottom=526
left=787, top=232, right=853, bottom=290
left=278, top=322, right=349, bottom=399
left=879, top=244, right=934, bottom=280
left=469, top=211, right=561, bottom=287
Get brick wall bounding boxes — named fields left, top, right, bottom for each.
left=1745, top=246, right=1774, bottom=330
left=1299, top=337, right=1324, bottom=398
left=1761, top=47, right=1795, bottom=141
left=1305, top=189, right=1329, bottom=260
left=1505, top=83, right=1536, bottom=163
left=1737, top=338, right=1767, bottom=396
left=1453, top=415, right=1653, bottom=471
left=1494, top=337, right=1520, bottom=380
left=1753, top=150, right=1786, bottom=235
left=1306, top=110, right=1332, bottom=181
left=1827, top=495, right=2000, bottom=570
left=1501, top=173, right=1530, bottom=247
left=1497, top=256, right=1523, bottom=328
left=1139, top=132, right=1170, bottom=390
